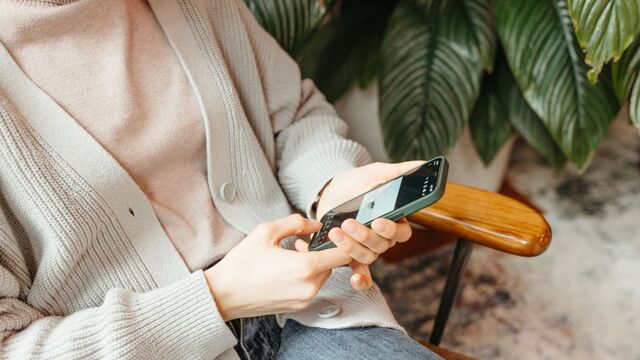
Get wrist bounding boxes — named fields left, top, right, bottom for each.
left=205, top=265, right=234, bottom=321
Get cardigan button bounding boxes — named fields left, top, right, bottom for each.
left=220, top=182, right=236, bottom=202
left=318, top=302, right=341, bottom=319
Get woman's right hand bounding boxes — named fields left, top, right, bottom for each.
left=204, top=214, right=352, bottom=321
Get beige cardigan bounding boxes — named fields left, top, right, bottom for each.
left=0, top=0, right=402, bottom=358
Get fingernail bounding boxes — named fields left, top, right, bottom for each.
left=343, top=221, right=359, bottom=236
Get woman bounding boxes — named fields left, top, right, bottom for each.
left=0, top=0, right=439, bottom=358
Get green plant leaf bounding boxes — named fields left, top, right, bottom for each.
left=379, top=0, right=495, bottom=161
left=296, top=0, right=396, bottom=101
left=611, top=37, right=640, bottom=128
left=471, top=53, right=566, bottom=168
left=501, top=63, right=567, bottom=170
left=245, top=0, right=331, bottom=55
left=460, top=0, right=498, bottom=72
left=469, top=66, right=513, bottom=165
left=509, top=103, right=568, bottom=171
left=631, top=74, right=640, bottom=128
left=494, top=0, right=617, bottom=168
left=510, top=94, right=569, bottom=170
left=568, top=0, right=640, bottom=82
left=357, top=47, right=382, bottom=89
left=611, top=37, right=640, bottom=104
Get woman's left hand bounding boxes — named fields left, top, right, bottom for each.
left=312, top=161, right=424, bottom=291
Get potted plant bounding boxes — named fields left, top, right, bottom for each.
left=246, top=0, right=640, bottom=189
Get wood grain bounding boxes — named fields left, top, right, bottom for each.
left=408, top=182, right=551, bottom=257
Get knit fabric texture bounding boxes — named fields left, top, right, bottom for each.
left=0, top=0, right=403, bottom=358
left=0, top=0, right=247, bottom=272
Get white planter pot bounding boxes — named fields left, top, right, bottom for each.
left=334, top=83, right=515, bottom=192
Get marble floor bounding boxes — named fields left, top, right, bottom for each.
left=373, top=118, right=640, bottom=359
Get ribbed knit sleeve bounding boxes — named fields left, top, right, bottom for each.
left=0, top=271, right=237, bottom=359
left=276, top=109, right=372, bottom=218
left=234, top=0, right=371, bottom=217
left=0, top=210, right=237, bottom=360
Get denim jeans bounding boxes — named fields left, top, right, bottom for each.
left=228, top=316, right=441, bottom=360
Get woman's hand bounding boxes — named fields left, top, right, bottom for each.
left=316, top=161, right=424, bottom=291
left=205, top=214, right=351, bottom=321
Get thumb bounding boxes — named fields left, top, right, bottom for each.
left=391, top=160, right=426, bottom=176
left=258, top=214, right=321, bottom=246
left=370, top=161, right=425, bottom=186
left=294, top=239, right=310, bottom=252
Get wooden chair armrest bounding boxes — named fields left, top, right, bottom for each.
left=408, top=182, right=551, bottom=256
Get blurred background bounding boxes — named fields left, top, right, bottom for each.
left=245, top=0, right=640, bottom=358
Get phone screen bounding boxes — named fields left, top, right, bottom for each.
left=310, top=158, right=444, bottom=249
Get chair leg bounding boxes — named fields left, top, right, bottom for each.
left=429, top=238, right=474, bottom=346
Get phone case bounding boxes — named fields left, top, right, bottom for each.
left=309, top=156, right=449, bottom=251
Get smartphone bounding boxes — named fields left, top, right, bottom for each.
left=309, top=156, right=449, bottom=251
